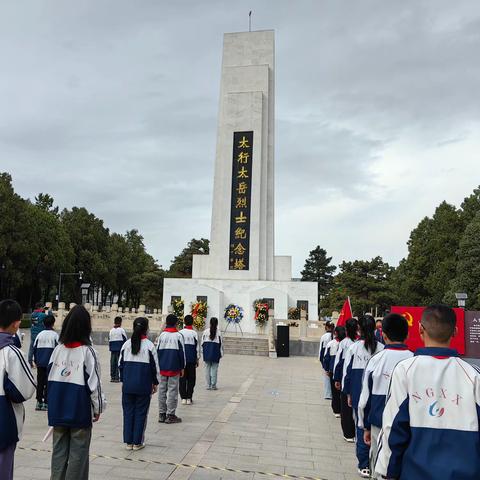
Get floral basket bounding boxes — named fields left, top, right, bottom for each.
left=288, top=307, right=301, bottom=320
left=191, top=301, right=207, bottom=330
left=224, top=304, right=244, bottom=324
left=253, top=299, right=269, bottom=326
left=172, top=298, right=184, bottom=328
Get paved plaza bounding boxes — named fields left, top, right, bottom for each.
left=15, top=343, right=358, bottom=480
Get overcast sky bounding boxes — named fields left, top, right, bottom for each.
left=2, top=0, right=479, bottom=275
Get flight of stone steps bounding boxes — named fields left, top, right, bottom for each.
left=223, top=335, right=270, bottom=356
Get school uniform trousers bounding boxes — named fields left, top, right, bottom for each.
left=179, top=362, right=196, bottom=399
left=340, top=392, right=355, bottom=439
left=36, top=366, right=48, bottom=403
left=330, top=376, right=341, bottom=414
left=122, top=394, right=151, bottom=445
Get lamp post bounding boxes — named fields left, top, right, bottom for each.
left=57, top=271, right=83, bottom=306
left=455, top=292, right=468, bottom=309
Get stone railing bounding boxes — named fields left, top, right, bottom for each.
left=47, top=302, right=166, bottom=333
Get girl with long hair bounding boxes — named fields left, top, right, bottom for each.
left=119, top=317, right=160, bottom=451
left=201, top=317, right=224, bottom=390
left=323, top=325, right=346, bottom=417
left=319, top=321, right=335, bottom=400
left=343, top=315, right=384, bottom=478
left=48, top=305, right=106, bottom=480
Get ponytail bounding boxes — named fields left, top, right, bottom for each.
left=345, top=318, right=358, bottom=341
left=359, top=315, right=377, bottom=354
left=131, top=317, right=148, bottom=355
left=209, top=317, right=218, bottom=341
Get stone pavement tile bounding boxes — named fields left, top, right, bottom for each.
left=14, top=466, right=51, bottom=479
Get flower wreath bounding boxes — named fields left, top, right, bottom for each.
left=191, top=301, right=207, bottom=330
left=253, top=299, right=269, bottom=326
left=224, top=304, right=244, bottom=324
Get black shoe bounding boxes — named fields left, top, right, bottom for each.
left=165, top=414, right=182, bottom=424
left=158, top=413, right=166, bottom=423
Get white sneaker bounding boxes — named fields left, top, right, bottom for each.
left=133, top=444, right=145, bottom=451
left=186, top=399, right=192, bottom=405
left=125, top=444, right=133, bottom=451
left=358, top=467, right=370, bottom=478
left=181, top=399, right=187, bottom=405
left=343, top=436, right=355, bottom=443
left=334, top=413, right=341, bottom=418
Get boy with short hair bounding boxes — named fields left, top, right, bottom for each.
left=33, top=314, right=59, bottom=411
left=357, top=313, right=413, bottom=478
left=109, top=316, right=127, bottom=382
left=157, top=314, right=185, bottom=424
left=179, top=315, right=199, bottom=405
left=375, top=305, right=480, bottom=480
left=0, top=299, right=36, bottom=480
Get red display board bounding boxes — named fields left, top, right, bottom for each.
left=390, top=306, right=465, bottom=354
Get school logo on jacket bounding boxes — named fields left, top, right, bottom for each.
left=412, top=387, right=461, bottom=418
left=428, top=401, right=445, bottom=418
left=60, top=368, right=72, bottom=377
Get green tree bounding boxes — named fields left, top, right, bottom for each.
left=168, top=238, right=210, bottom=278
left=35, top=193, right=59, bottom=216
left=301, top=246, right=336, bottom=308
left=323, top=256, right=395, bottom=316
left=445, top=212, right=480, bottom=309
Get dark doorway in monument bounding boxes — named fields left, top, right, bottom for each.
left=197, top=296, right=207, bottom=303
left=171, top=295, right=181, bottom=305
left=264, top=298, right=275, bottom=310
left=297, top=300, right=309, bottom=320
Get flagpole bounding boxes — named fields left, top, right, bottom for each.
left=347, top=296, right=352, bottom=316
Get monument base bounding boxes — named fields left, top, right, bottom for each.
left=163, top=277, right=318, bottom=333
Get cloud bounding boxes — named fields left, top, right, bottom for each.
left=1, top=0, right=480, bottom=275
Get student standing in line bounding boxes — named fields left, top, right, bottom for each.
left=157, top=314, right=185, bottom=424
left=342, top=315, right=384, bottom=478
left=319, top=321, right=334, bottom=400
left=323, top=325, right=346, bottom=418
left=357, top=313, right=412, bottom=479
left=201, top=317, right=224, bottom=390
left=333, top=317, right=358, bottom=442
left=179, top=315, right=200, bottom=405
left=29, top=302, right=50, bottom=366
left=109, top=316, right=127, bottom=382
left=0, top=299, right=36, bottom=480
left=119, top=317, right=159, bottom=451
left=376, top=305, right=480, bottom=480
left=48, top=305, right=106, bottom=480
left=32, top=314, right=58, bottom=411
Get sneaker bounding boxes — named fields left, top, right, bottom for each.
left=41, top=403, right=48, bottom=411
left=334, top=413, right=341, bottom=418
left=206, top=386, right=212, bottom=390
left=35, top=401, right=43, bottom=411
left=343, top=436, right=355, bottom=443
left=181, top=399, right=187, bottom=405
left=211, top=385, right=218, bottom=390
left=186, top=399, right=192, bottom=405
left=125, top=444, right=133, bottom=451
left=158, top=413, right=166, bottom=423
left=357, top=467, right=370, bottom=478
left=133, top=444, right=145, bottom=451
left=165, top=414, right=182, bottom=424
left=110, top=378, right=115, bottom=383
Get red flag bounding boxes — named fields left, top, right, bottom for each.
left=336, top=297, right=353, bottom=327
left=390, top=306, right=465, bottom=354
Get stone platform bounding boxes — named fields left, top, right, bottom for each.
left=15, top=338, right=358, bottom=480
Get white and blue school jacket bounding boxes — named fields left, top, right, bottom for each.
left=47, top=343, right=106, bottom=428
left=375, top=347, right=480, bottom=480
left=323, top=338, right=340, bottom=373
left=119, top=338, right=160, bottom=395
left=0, top=332, right=36, bottom=451
left=201, top=329, right=224, bottom=363
left=357, top=344, right=413, bottom=430
left=342, top=339, right=384, bottom=409
left=333, top=337, right=354, bottom=383
left=318, top=332, right=333, bottom=364
left=33, top=329, right=59, bottom=368
left=109, top=326, right=127, bottom=352
left=157, top=328, right=186, bottom=376
left=179, top=327, right=200, bottom=365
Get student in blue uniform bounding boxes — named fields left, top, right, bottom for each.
left=323, top=325, right=346, bottom=417
left=157, top=314, right=185, bottom=424
left=33, top=314, right=58, bottom=411
left=179, top=315, right=199, bottom=405
left=318, top=321, right=334, bottom=400
left=376, top=305, right=480, bottom=480
left=109, top=316, right=127, bottom=382
left=342, top=315, right=384, bottom=478
left=0, top=299, right=36, bottom=480
left=357, top=313, right=412, bottom=479
left=119, top=317, right=159, bottom=451
left=201, top=317, right=224, bottom=390
left=48, top=305, right=106, bottom=480
left=333, top=317, right=358, bottom=441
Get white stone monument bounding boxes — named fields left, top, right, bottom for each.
left=163, top=30, right=318, bottom=333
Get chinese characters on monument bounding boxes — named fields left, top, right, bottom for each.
left=229, top=131, right=253, bottom=270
